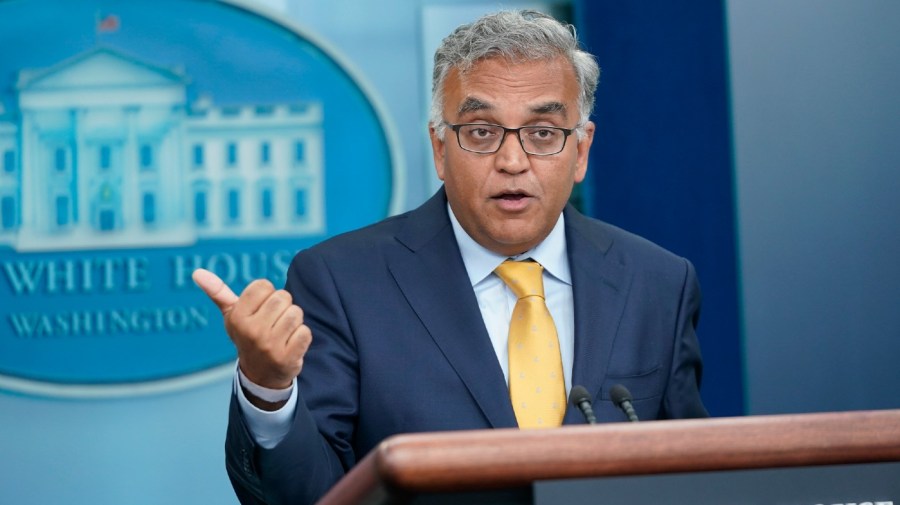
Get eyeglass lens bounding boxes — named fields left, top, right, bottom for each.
left=456, top=124, right=568, bottom=155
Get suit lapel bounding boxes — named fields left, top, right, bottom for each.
left=386, top=190, right=518, bottom=429
left=561, top=207, right=632, bottom=425
left=385, top=194, right=630, bottom=428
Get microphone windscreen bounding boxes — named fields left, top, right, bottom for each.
left=568, top=385, right=592, bottom=406
left=609, top=384, right=633, bottom=406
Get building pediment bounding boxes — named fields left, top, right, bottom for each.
left=17, top=47, right=188, bottom=92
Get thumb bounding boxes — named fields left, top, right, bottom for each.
left=192, top=268, right=239, bottom=314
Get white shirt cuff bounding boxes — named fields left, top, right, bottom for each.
left=234, top=364, right=297, bottom=449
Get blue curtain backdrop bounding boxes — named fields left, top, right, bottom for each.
left=574, top=1, right=744, bottom=416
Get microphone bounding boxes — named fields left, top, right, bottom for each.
left=568, top=385, right=597, bottom=425
left=609, top=384, right=639, bottom=423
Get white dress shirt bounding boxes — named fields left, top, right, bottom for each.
left=237, top=206, right=575, bottom=448
left=447, top=205, right=575, bottom=394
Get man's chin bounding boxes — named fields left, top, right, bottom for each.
left=484, top=229, right=546, bottom=257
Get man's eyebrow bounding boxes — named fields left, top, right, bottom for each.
left=457, top=97, right=493, bottom=115
left=530, top=101, right=568, bottom=118
left=456, top=98, right=569, bottom=118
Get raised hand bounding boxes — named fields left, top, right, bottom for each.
left=192, top=268, right=311, bottom=396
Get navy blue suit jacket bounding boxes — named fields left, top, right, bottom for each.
left=225, top=188, right=707, bottom=504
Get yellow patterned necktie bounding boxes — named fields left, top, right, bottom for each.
left=494, top=260, right=565, bottom=429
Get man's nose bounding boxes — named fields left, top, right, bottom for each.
left=494, top=130, right=529, bottom=173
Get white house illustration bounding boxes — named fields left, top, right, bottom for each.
left=0, top=47, right=324, bottom=252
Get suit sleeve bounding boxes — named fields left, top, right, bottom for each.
left=225, top=247, right=359, bottom=505
left=662, top=258, right=710, bottom=419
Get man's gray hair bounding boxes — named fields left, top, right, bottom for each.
left=430, top=10, right=600, bottom=140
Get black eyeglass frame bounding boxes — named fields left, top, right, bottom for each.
left=443, top=122, right=581, bottom=156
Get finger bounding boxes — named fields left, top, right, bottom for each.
left=256, top=289, right=295, bottom=326
left=192, top=268, right=239, bottom=313
left=285, top=323, right=313, bottom=367
left=271, top=303, right=304, bottom=337
left=231, top=279, right=278, bottom=319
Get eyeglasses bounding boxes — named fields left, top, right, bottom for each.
left=444, top=122, right=580, bottom=156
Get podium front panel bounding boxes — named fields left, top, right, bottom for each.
left=536, top=461, right=900, bottom=505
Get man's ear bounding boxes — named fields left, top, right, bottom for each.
left=573, top=121, right=595, bottom=184
left=429, top=125, right=447, bottom=181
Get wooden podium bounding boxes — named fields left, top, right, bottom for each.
left=317, top=409, right=900, bottom=505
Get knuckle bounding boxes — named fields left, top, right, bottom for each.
left=283, top=305, right=303, bottom=325
left=273, top=289, right=293, bottom=303
left=263, top=290, right=291, bottom=312
left=246, top=278, right=275, bottom=294
left=295, top=326, right=313, bottom=349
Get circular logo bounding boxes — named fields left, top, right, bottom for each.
left=0, top=0, right=402, bottom=396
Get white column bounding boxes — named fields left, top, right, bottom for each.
left=73, top=107, right=90, bottom=234
left=18, top=110, right=36, bottom=232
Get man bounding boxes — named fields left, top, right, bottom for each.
left=194, top=10, right=707, bottom=505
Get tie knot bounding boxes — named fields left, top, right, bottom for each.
left=494, top=260, right=545, bottom=300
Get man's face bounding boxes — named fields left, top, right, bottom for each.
left=430, top=56, right=595, bottom=256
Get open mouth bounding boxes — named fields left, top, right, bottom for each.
left=493, top=191, right=531, bottom=201
left=491, top=191, right=533, bottom=211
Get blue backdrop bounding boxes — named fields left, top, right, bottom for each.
left=3, top=1, right=899, bottom=504
left=575, top=0, right=744, bottom=416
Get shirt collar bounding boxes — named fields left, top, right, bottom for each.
left=447, top=204, right=571, bottom=286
